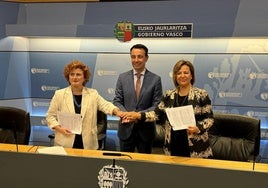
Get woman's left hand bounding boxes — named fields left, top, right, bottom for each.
left=187, top=126, right=200, bottom=134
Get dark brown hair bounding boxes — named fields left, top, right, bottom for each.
left=172, top=60, right=195, bottom=87
left=130, top=44, right=149, bottom=57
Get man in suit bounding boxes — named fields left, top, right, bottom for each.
left=113, top=44, right=163, bottom=153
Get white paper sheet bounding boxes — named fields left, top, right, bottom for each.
left=37, top=146, right=67, bottom=155
left=165, top=105, right=196, bottom=131
left=57, top=111, right=82, bottom=134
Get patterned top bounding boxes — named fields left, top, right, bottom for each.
left=145, top=86, right=214, bottom=158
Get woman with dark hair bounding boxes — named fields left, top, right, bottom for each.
left=123, top=60, right=214, bottom=158
left=46, top=60, right=122, bottom=149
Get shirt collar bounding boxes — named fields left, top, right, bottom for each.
left=134, top=69, right=146, bottom=76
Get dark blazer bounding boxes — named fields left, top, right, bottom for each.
left=113, top=69, right=162, bottom=141
left=146, top=87, right=214, bottom=158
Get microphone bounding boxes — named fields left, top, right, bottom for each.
left=252, top=134, right=261, bottom=171
left=252, top=154, right=260, bottom=171
left=103, top=152, right=132, bottom=159
left=12, top=121, right=18, bottom=152
left=103, top=152, right=132, bottom=168
left=103, top=152, right=122, bottom=156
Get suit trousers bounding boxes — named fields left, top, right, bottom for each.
left=119, top=123, right=154, bottom=154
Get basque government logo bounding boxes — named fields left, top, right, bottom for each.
left=114, top=21, right=135, bottom=42
left=98, top=164, right=129, bottom=188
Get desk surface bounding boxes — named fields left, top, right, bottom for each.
left=0, top=143, right=267, bottom=173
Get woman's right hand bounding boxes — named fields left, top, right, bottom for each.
left=53, top=125, right=72, bottom=135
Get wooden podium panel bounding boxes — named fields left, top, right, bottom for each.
left=0, top=144, right=268, bottom=188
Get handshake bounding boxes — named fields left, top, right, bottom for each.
left=113, top=109, right=142, bottom=123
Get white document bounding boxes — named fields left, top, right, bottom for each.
left=37, top=146, right=67, bottom=155
left=57, top=111, right=82, bottom=134
left=165, top=105, right=196, bottom=131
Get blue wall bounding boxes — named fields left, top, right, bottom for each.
left=1, top=37, right=267, bottom=129
left=1, top=0, right=268, bottom=38
left=0, top=1, right=268, bottom=155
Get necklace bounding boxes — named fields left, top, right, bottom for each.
left=73, top=95, right=82, bottom=108
left=176, top=94, right=188, bottom=107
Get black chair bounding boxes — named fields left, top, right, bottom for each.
left=96, top=110, right=107, bottom=150
left=48, top=110, right=107, bottom=150
left=209, top=113, right=260, bottom=162
left=0, top=106, right=31, bottom=145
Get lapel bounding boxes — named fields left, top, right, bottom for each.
left=80, top=87, right=90, bottom=119
left=129, top=70, right=135, bottom=92
left=63, top=86, right=89, bottom=120
left=127, top=70, right=137, bottom=101
left=187, top=86, right=195, bottom=105
left=168, top=89, right=177, bottom=107
left=138, top=69, right=149, bottom=101
left=64, top=87, right=75, bottom=113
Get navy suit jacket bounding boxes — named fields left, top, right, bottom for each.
left=113, top=69, right=163, bottom=141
